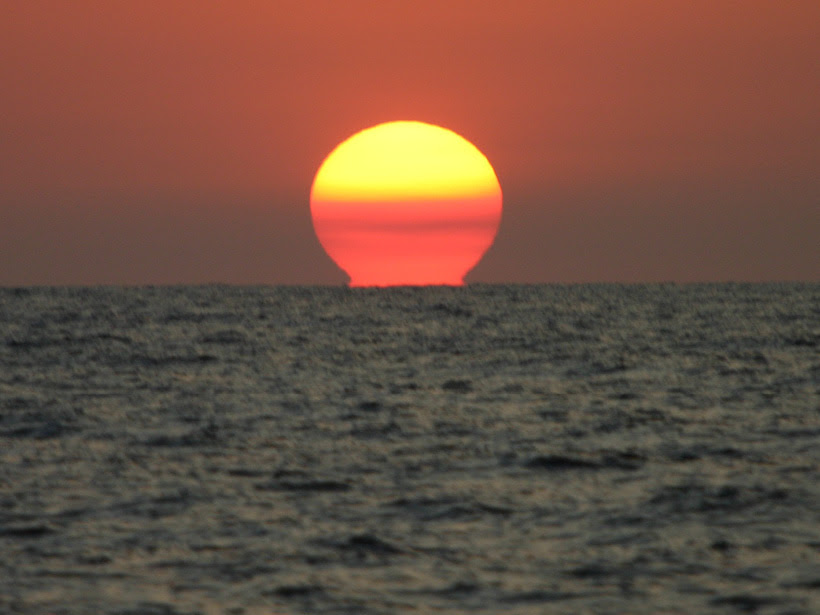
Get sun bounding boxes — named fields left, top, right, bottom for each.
left=310, top=121, right=502, bottom=286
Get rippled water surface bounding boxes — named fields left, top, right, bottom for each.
left=1, top=284, right=818, bottom=614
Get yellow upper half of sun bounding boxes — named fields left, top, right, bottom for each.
left=311, top=121, right=501, bottom=202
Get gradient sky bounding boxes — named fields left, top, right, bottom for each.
left=2, top=1, right=818, bottom=285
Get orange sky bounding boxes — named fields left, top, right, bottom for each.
left=1, top=1, right=818, bottom=284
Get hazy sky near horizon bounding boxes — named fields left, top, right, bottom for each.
left=1, top=1, right=818, bottom=285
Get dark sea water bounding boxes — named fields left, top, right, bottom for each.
left=1, top=284, right=818, bottom=615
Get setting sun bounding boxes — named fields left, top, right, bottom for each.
left=310, top=121, right=502, bottom=286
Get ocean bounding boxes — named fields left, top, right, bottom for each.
left=1, top=284, right=818, bottom=614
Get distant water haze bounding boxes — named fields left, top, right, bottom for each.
left=0, top=284, right=818, bottom=614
